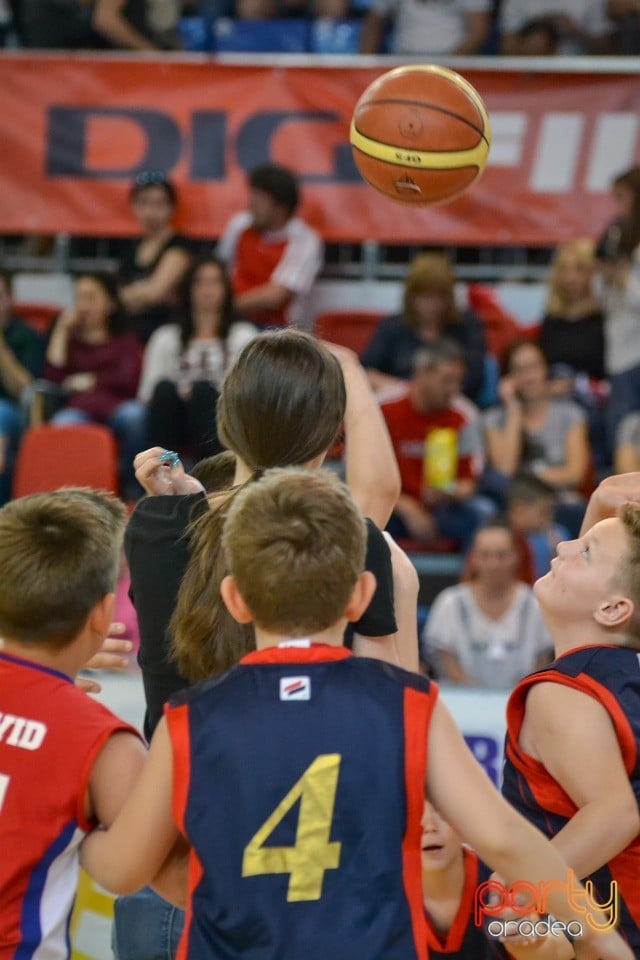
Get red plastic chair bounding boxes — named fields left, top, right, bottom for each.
left=313, top=311, right=382, bottom=358
left=12, top=302, right=61, bottom=335
left=12, top=424, right=120, bottom=499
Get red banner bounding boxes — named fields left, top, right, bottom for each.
left=1, top=54, right=640, bottom=244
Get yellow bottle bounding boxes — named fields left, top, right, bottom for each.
left=423, top=427, right=457, bottom=491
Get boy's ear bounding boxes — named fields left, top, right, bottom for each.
left=594, top=594, right=634, bottom=631
left=88, top=592, right=116, bottom=640
left=220, top=574, right=255, bottom=625
left=344, top=571, right=377, bottom=624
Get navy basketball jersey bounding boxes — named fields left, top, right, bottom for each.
left=166, top=643, right=438, bottom=960
left=503, top=645, right=640, bottom=955
left=425, top=849, right=495, bottom=960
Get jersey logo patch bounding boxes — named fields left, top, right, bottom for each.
left=280, top=676, right=311, bottom=701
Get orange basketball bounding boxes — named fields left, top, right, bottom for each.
left=350, top=64, right=491, bottom=206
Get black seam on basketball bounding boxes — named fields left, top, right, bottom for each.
left=355, top=98, right=486, bottom=140
left=352, top=145, right=478, bottom=173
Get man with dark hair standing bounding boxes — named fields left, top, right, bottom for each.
left=216, top=165, right=323, bottom=329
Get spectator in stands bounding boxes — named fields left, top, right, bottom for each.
left=506, top=473, right=570, bottom=581
left=538, top=238, right=605, bottom=390
left=236, top=0, right=347, bottom=16
left=381, top=339, right=490, bottom=552
left=118, top=172, right=193, bottom=344
left=43, top=273, right=145, bottom=499
left=614, top=411, right=640, bottom=473
left=499, top=0, right=612, bottom=53
left=359, top=0, right=491, bottom=55
left=216, top=164, right=322, bottom=330
left=0, top=270, right=45, bottom=504
left=138, top=255, right=257, bottom=464
left=538, top=237, right=608, bottom=465
left=483, top=340, right=590, bottom=535
left=597, top=166, right=640, bottom=447
left=21, top=0, right=178, bottom=49
left=362, top=252, right=487, bottom=404
left=422, top=518, right=552, bottom=689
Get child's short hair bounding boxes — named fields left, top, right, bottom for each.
left=507, top=473, right=555, bottom=507
left=222, top=468, right=366, bottom=635
left=0, top=488, right=126, bottom=649
left=191, top=451, right=236, bottom=494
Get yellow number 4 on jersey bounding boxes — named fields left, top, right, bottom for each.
left=242, top=753, right=342, bottom=902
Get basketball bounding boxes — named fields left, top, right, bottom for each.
left=350, top=64, right=491, bottom=206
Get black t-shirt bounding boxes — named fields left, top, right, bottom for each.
left=125, top=492, right=398, bottom=739
left=118, top=233, right=193, bottom=344
left=538, top=311, right=606, bottom=381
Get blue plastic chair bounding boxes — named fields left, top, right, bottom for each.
left=212, top=17, right=310, bottom=53
left=310, top=18, right=362, bottom=54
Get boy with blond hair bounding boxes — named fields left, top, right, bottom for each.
left=82, top=469, right=630, bottom=960
left=0, top=489, right=145, bottom=960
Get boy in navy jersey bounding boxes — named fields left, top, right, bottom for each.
left=502, top=471, right=640, bottom=956
left=82, top=469, right=630, bottom=960
left=0, top=489, right=145, bottom=960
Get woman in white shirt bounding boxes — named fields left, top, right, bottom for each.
left=422, top=519, right=552, bottom=690
left=138, top=255, right=257, bottom=463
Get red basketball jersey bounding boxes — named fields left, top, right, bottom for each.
left=0, top=651, right=137, bottom=960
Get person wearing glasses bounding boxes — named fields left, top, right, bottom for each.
left=118, top=172, right=194, bottom=344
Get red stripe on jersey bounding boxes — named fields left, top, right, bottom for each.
left=507, top=669, right=638, bottom=819
left=176, top=851, right=204, bottom=960
left=166, top=704, right=191, bottom=837
left=425, top=847, right=480, bottom=953
left=240, top=645, right=352, bottom=666
left=403, top=684, right=438, bottom=960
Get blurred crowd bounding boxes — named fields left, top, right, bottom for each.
left=3, top=156, right=640, bottom=691
left=3, top=0, right=640, bottom=53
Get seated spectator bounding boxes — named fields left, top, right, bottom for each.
left=538, top=238, right=608, bottom=464
left=499, top=0, right=611, bottom=53
left=362, top=252, right=487, bottom=404
left=118, top=172, right=194, bottom=344
left=506, top=473, right=569, bottom=581
left=43, top=273, right=145, bottom=499
left=422, top=518, right=552, bottom=689
left=614, top=410, right=640, bottom=473
left=21, top=0, right=176, bottom=49
left=359, top=0, right=491, bottom=55
left=538, top=238, right=606, bottom=390
left=483, top=340, right=590, bottom=535
left=216, top=164, right=323, bottom=330
left=138, top=255, right=257, bottom=463
left=596, top=166, right=640, bottom=448
left=0, top=270, right=46, bottom=504
left=381, top=339, right=491, bottom=552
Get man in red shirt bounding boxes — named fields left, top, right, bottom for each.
left=381, top=339, right=489, bottom=549
left=216, top=165, right=323, bottom=329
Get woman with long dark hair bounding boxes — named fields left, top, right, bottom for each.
left=43, top=272, right=145, bottom=496
left=138, top=255, right=257, bottom=463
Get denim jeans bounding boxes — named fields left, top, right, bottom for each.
left=50, top=401, right=147, bottom=497
left=112, top=888, right=185, bottom=960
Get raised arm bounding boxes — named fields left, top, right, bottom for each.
left=324, top=343, right=401, bottom=529
left=484, top=381, right=524, bottom=477
left=579, top=472, right=640, bottom=535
